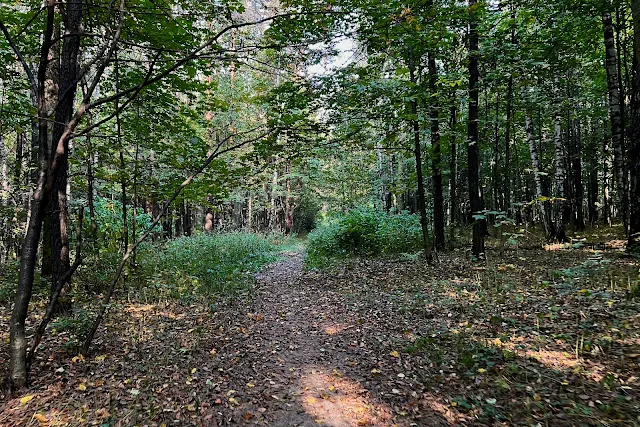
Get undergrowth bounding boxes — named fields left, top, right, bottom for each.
left=75, top=232, right=282, bottom=304
left=306, top=208, right=422, bottom=268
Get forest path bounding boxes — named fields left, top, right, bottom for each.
left=218, top=250, right=450, bottom=426
left=223, top=250, right=395, bottom=426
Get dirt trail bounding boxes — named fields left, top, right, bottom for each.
left=222, top=251, right=397, bottom=426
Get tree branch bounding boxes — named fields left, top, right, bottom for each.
left=81, top=126, right=273, bottom=356
left=0, top=21, right=37, bottom=95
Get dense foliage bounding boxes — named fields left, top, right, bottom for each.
left=306, top=208, right=423, bottom=267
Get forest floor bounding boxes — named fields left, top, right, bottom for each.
left=1, top=241, right=640, bottom=426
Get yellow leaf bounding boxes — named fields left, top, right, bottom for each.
left=20, top=395, right=35, bottom=405
left=229, top=397, right=240, bottom=405
left=76, top=384, right=87, bottom=391
left=186, top=404, right=196, bottom=412
left=247, top=382, right=255, bottom=388
left=371, top=368, right=381, bottom=374
left=95, top=354, right=107, bottom=362
left=72, top=355, right=85, bottom=363
left=389, top=350, right=400, bottom=358
left=191, top=368, right=197, bottom=374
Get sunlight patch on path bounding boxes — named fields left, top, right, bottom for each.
left=299, top=367, right=393, bottom=426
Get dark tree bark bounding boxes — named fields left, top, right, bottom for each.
left=48, top=0, right=82, bottom=300
left=408, top=48, right=432, bottom=261
left=467, top=0, right=485, bottom=258
left=449, top=91, right=458, bottom=226
left=428, top=52, right=445, bottom=251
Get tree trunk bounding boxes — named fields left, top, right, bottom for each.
left=0, top=132, right=8, bottom=206
left=48, top=0, right=82, bottom=299
left=467, top=0, right=485, bottom=258
left=526, top=112, right=553, bottom=238
left=407, top=49, right=432, bottom=261
left=587, top=120, right=599, bottom=225
left=115, top=52, right=128, bottom=252
left=553, top=101, right=567, bottom=242
left=85, top=114, right=98, bottom=242
left=603, top=127, right=612, bottom=225
left=449, top=91, right=457, bottom=226
left=505, top=74, right=513, bottom=216
left=284, top=176, right=297, bottom=235
left=603, top=12, right=628, bottom=233
left=428, top=53, right=445, bottom=251
left=572, top=118, right=585, bottom=230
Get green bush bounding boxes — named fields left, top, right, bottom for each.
left=140, top=232, right=278, bottom=300
left=306, top=208, right=422, bottom=268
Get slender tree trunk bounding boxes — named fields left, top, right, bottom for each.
left=270, top=165, right=278, bottom=231
left=492, top=89, right=501, bottom=211
left=0, top=133, right=8, bottom=206
left=115, top=53, right=128, bottom=252
left=428, top=53, right=445, bottom=251
left=247, top=194, right=253, bottom=230
left=449, top=94, right=457, bottom=226
left=572, top=118, right=585, bottom=230
left=526, top=112, right=553, bottom=239
left=603, top=126, right=612, bottom=225
left=587, top=120, right=599, bottom=225
left=85, top=114, right=98, bottom=242
left=505, top=75, right=513, bottom=216
left=603, top=12, right=629, bottom=234
left=408, top=49, right=432, bottom=261
left=467, top=0, right=485, bottom=258
left=553, top=96, right=567, bottom=242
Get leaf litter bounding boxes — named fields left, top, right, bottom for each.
left=0, top=245, right=639, bottom=426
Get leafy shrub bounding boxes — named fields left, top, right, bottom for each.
left=306, top=208, right=422, bottom=268
left=0, top=260, right=19, bottom=303
left=90, top=196, right=160, bottom=250
left=140, top=232, right=278, bottom=300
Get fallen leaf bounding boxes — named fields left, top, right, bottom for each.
left=33, top=413, right=49, bottom=425
left=20, top=395, right=35, bottom=405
